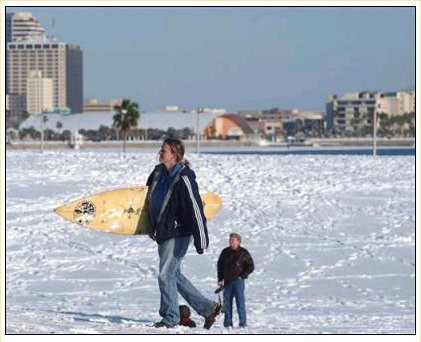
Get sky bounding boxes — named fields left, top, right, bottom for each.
left=5, top=6, right=416, bottom=112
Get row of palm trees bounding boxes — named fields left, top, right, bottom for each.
left=340, top=111, right=415, bottom=137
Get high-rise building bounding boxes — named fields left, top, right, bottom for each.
left=6, top=12, right=13, bottom=44
left=9, top=12, right=46, bottom=42
left=26, top=71, right=54, bottom=115
left=65, top=44, right=83, bottom=113
left=7, top=94, right=26, bottom=119
left=6, top=12, right=47, bottom=94
left=6, top=12, right=13, bottom=94
left=8, top=40, right=83, bottom=115
left=6, top=11, right=83, bottom=116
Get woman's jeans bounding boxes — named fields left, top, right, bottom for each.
left=223, top=278, right=247, bottom=327
left=158, top=236, right=214, bottom=325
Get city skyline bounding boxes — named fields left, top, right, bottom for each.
left=5, top=6, right=416, bottom=112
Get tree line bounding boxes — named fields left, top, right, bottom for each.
left=16, top=125, right=195, bottom=142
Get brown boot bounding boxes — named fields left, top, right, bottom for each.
left=203, top=303, right=222, bottom=329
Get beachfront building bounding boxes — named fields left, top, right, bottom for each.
left=299, top=111, right=325, bottom=134
left=238, top=109, right=291, bottom=136
left=202, top=114, right=255, bottom=140
left=237, top=108, right=325, bottom=138
left=26, top=71, right=54, bottom=115
left=260, top=120, right=283, bottom=137
left=326, top=92, right=377, bottom=134
left=280, top=111, right=325, bottom=137
left=83, top=99, right=123, bottom=113
left=377, top=91, right=415, bottom=116
left=326, top=91, right=415, bottom=134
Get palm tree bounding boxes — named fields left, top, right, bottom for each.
left=394, top=115, right=406, bottom=136
left=113, top=99, right=140, bottom=154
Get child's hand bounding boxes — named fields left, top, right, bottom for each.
left=218, top=280, right=224, bottom=287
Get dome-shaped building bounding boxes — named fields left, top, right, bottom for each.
left=203, top=114, right=255, bottom=140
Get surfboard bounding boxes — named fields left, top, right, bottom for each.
left=54, top=186, right=222, bottom=235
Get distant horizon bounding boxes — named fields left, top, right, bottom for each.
left=79, top=87, right=416, bottom=114
left=5, top=6, right=416, bottom=112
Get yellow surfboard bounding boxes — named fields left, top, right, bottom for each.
left=54, top=186, right=222, bottom=235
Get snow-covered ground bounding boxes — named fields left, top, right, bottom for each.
left=5, top=150, right=416, bottom=334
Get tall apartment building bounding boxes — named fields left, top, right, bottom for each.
left=6, top=94, right=26, bottom=119
left=26, top=71, right=54, bottom=115
left=9, top=12, right=46, bottom=42
left=6, top=12, right=46, bottom=94
left=7, top=40, right=83, bottom=115
left=6, top=11, right=83, bottom=116
left=6, top=13, right=13, bottom=94
left=326, top=91, right=415, bottom=133
left=65, top=44, right=83, bottom=113
left=6, top=12, right=13, bottom=44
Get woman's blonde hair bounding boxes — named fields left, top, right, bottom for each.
left=163, top=138, right=190, bottom=167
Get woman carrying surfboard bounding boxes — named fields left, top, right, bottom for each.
left=146, top=138, right=222, bottom=329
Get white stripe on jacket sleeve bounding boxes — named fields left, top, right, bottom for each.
left=182, top=175, right=206, bottom=250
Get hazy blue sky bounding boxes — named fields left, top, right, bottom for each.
left=6, top=6, right=416, bottom=112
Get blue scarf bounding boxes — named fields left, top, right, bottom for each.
left=150, top=162, right=183, bottom=223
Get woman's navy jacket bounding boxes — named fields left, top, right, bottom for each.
left=146, top=162, right=209, bottom=254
